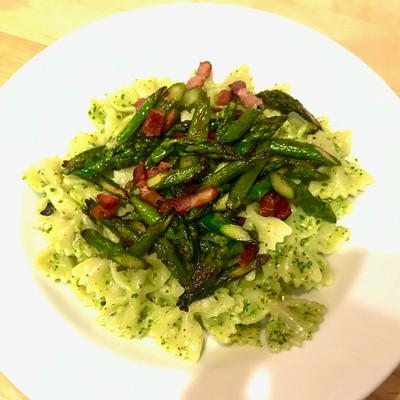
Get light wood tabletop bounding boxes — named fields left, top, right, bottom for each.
left=0, top=1, right=399, bottom=400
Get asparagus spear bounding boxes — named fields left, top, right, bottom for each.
left=198, top=159, right=256, bottom=191
left=84, top=198, right=141, bottom=247
left=235, top=114, right=288, bottom=155
left=86, top=174, right=128, bottom=200
left=63, top=86, right=167, bottom=177
left=227, top=158, right=267, bottom=210
left=170, top=216, right=199, bottom=274
left=199, top=212, right=253, bottom=242
left=111, top=86, right=167, bottom=147
left=156, top=82, right=186, bottom=113
left=214, top=101, right=237, bottom=136
left=178, top=86, right=202, bottom=110
left=217, top=108, right=261, bottom=142
left=260, top=138, right=340, bottom=166
left=187, top=90, right=211, bottom=140
left=81, top=228, right=146, bottom=269
left=257, top=89, right=322, bottom=130
left=128, top=211, right=174, bottom=257
left=270, top=171, right=337, bottom=223
left=284, top=163, right=330, bottom=181
left=177, top=254, right=270, bottom=310
left=130, top=196, right=176, bottom=240
left=146, top=161, right=208, bottom=190
left=246, top=175, right=272, bottom=202
left=62, top=146, right=105, bottom=175
left=153, top=237, right=189, bottom=288
left=190, top=240, right=245, bottom=291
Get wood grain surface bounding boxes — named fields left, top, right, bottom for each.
left=0, top=1, right=399, bottom=399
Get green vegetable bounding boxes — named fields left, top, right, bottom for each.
left=246, top=175, right=272, bottom=202
left=112, top=86, right=167, bottom=146
left=261, top=138, right=340, bottom=166
left=128, top=211, right=174, bottom=257
left=235, top=114, right=288, bottom=154
left=187, top=90, right=211, bottom=140
left=177, top=254, right=269, bottom=310
left=199, top=212, right=253, bottom=242
left=284, top=163, right=330, bottom=181
left=153, top=237, right=189, bottom=287
left=218, top=108, right=261, bottom=142
left=84, top=198, right=141, bottom=246
left=81, top=228, right=146, bottom=269
left=147, top=162, right=208, bottom=190
left=257, top=89, right=322, bottom=130
left=198, top=159, right=256, bottom=190
left=270, top=172, right=336, bottom=222
left=227, top=158, right=267, bottom=210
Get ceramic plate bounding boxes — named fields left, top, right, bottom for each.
left=1, top=4, right=399, bottom=400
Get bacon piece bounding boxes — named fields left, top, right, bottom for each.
left=157, top=185, right=218, bottom=215
left=132, top=164, right=165, bottom=207
left=229, top=81, right=247, bottom=93
left=216, top=89, right=233, bottom=106
left=208, top=131, right=216, bottom=140
left=163, top=108, right=179, bottom=133
left=239, top=242, right=260, bottom=266
left=148, top=161, right=172, bottom=177
left=133, top=162, right=148, bottom=188
left=171, top=131, right=184, bottom=138
left=187, top=75, right=204, bottom=89
left=133, top=162, right=171, bottom=207
left=235, top=88, right=263, bottom=109
left=259, top=190, right=291, bottom=220
left=232, top=216, right=246, bottom=226
left=90, top=193, right=121, bottom=219
left=142, top=108, right=166, bottom=137
left=229, top=80, right=263, bottom=109
left=134, top=97, right=146, bottom=109
left=274, top=196, right=292, bottom=220
left=197, top=61, right=212, bottom=78
left=139, top=186, right=165, bottom=208
left=187, top=61, right=212, bottom=88
left=259, top=191, right=276, bottom=217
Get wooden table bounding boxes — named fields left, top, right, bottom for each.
left=0, top=1, right=399, bottom=399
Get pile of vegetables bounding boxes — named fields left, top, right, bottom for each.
left=60, top=61, right=341, bottom=312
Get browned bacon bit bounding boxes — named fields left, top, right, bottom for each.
left=91, top=193, right=121, bottom=219
left=171, top=131, right=184, bottom=138
left=216, top=89, right=233, bottom=106
left=134, top=97, right=146, bottom=109
left=133, top=162, right=148, bottom=188
left=133, top=161, right=170, bottom=206
left=259, top=190, right=292, bottom=220
left=198, top=61, right=212, bottom=78
left=232, top=216, right=247, bottom=226
left=141, top=108, right=166, bottom=137
left=139, top=185, right=165, bottom=208
left=187, top=61, right=212, bottom=88
left=274, top=196, right=292, bottom=220
left=185, top=182, right=198, bottom=194
left=239, top=242, right=260, bottom=266
left=148, top=161, right=171, bottom=177
left=163, top=108, right=179, bottom=133
left=208, top=131, right=217, bottom=140
left=230, top=80, right=263, bottom=109
left=229, top=81, right=247, bottom=93
left=157, top=185, right=218, bottom=215
left=236, top=88, right=263, bottom=109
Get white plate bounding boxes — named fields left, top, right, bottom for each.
left=1, top=4, right=399, bottom=400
